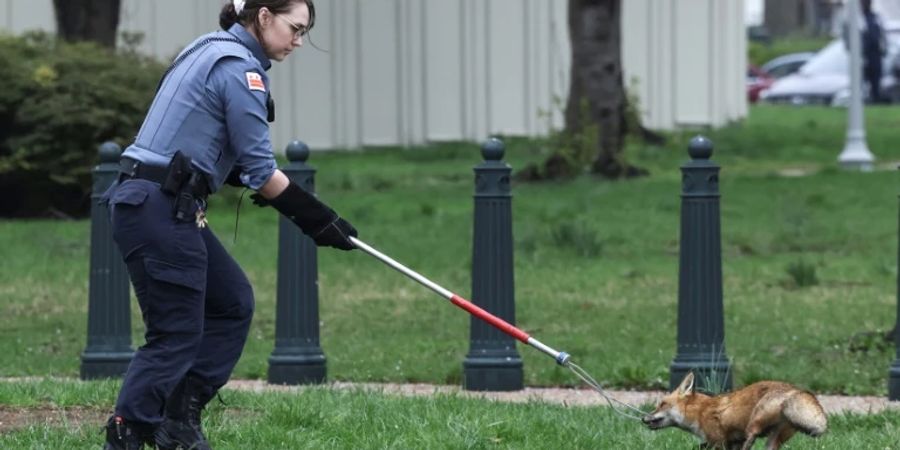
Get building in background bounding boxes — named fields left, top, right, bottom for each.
left=0, top=0, right=746, bottom=150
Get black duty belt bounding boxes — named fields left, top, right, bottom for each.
left=119, top=157, right=211, bottom=199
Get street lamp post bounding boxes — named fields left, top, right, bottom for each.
left=838, top=0, right=876, bottom=171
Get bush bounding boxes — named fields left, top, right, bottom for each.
left=748, top=35, right=831, bottom=67
left=0, top=32, right=164, bottom=217
left=785, top=259, right=819, bottom=288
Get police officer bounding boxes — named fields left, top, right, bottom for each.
left=102, top=1, right=355, bottom=449
left=861, top=0, right=886, bottom=103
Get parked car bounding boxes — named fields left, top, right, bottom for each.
left=747, top=53, right=813, bottom=103
left=761, top=27, right=900, bottom=106
left=747, top=65, right=774, bottom=103
left=759, top=52, right=814, bottom=78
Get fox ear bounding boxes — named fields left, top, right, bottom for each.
left=676, top=372, right=695, bottom=396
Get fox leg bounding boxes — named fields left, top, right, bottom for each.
left=739, top=433, right=758, bottom=450
left=742, top=417, right=776, bottom=450
left=765, top=424, right=796, bottom=450
left=743, top=393, right=788, bottom=450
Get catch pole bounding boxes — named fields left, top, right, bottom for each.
left=350, top=237, right=571, bottom=366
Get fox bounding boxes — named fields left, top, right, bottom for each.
left=642, top=372, right=827, bottom=450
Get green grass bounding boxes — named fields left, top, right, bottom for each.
left=1, top=379, right=899, bottom=449
left=2, top=105, right=900, bottom=397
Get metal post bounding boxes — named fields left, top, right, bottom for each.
left=838, top=0, right=875, bottom=170
left=268, top=141, right=327, bottom=384
left=889, top=168, right=900, bottom=400
left=669, top=136, right=733, bottom=392
left=463, top=138, right=524, bottom=391
left=80, top=142, right=134, bottom=379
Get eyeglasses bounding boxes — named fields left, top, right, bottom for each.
left=274, top=14, right=308, bottom=41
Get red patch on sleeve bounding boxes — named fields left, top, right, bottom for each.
left=246, top=72, right=266, bottom=92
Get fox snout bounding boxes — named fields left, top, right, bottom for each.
left=641, top=412, right=669, bottom=430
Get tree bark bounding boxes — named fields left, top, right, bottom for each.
left=764, top=0, right=811, bottom=38
left=52, top=0, right=121, bottom=48
left=565, top=0, right=642, bottom=178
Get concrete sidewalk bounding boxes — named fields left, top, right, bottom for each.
left=2, top=376, right=897, bottom=416
left=224, top=380, right=900, bottom=416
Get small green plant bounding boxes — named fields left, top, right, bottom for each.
left=845, top=330, right=892, bottom=354
left=419, top=203, right=436, bottom=217
left=337, top=173, right=359, bottom=191
left=515, top=97, right=598, bottom=181
left=695, top=345, right=732, bottom=396
left=549, top=221, right=604, bottom=257
left=369, top=176, right=396, bottom=191
left=786, top=260, right=819, bottom=288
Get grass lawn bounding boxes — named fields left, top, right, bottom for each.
left=1, top=379, right=899, bottom=449
left=2, top=105, right=900, bottom=400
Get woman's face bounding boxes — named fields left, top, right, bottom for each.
left=258, top=2, right=310, bottom=62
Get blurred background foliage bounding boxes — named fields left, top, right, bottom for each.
left=0, top=31, right=163, bottom=218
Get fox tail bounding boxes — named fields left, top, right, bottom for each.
left=783, top=391, right=827, bottom=437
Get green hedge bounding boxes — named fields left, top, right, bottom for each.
left=748, top=35, right=831, bottom=67
left=0, top=32, right=164, bottom=218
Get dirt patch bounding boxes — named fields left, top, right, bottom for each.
left=0, top=405, right=108, bottom=434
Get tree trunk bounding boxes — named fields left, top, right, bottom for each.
left=765, top=0, right=811, bottom=38
left=514, top=0, right=649, bottom=182
left=52, top=0, right=121, bottom=48
left=565, top=0, right=641, bottom=178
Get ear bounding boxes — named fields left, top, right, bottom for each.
left=676, top=372, right=695, bottom=396
left=258, top=7, right=272, bottom=26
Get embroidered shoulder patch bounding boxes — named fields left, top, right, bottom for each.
left=246, top=72, right=266, bottom=92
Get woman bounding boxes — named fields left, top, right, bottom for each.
left=103, top=1, right=357, bottom=448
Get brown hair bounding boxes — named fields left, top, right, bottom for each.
left=219, top=0, right=316, bottom=32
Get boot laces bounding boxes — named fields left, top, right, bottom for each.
left=187, top=396, right=206, bottom=429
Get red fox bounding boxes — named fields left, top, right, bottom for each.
left=642, top=372, right=827, bottom=449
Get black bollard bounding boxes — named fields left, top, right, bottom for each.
left=80, top=142, right=134, bottom=379
left=463, top=138, right=524, bottom=391
left=268, top=141, right=327, bottom=384
left=669, top=136, right=733, bottom=392
left=889, top=170, right=900, bottom=400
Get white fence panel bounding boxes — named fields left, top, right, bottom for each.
left=0, top=0, right=746, bottom=149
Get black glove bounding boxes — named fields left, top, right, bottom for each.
left=266, top=181, right=357, bottom=251
left=250, top=193, right=269, bottom=207
left=313, top=217, right=358, bottom=250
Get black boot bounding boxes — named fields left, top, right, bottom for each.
left=155, top=375, right=215, bottom=450
left=103, top=415, right=156, bottom=450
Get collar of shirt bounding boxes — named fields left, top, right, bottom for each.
left=227, top=23, right=272, bottom=71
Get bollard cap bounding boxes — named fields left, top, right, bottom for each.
left=481, top=137, right=505, bottom=161
left=688, top=135, right=713, bottom=160
left=98, top=141, right=122, bottom=163
left=285, top=140, right=310, bottom=162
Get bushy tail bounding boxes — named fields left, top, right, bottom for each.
left=783, top=391, right=827, bottom=437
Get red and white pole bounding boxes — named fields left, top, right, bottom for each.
left=350, top=237, right=571, bottom=366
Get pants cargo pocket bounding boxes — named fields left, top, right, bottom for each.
left=110, top=181, right=155, bottom=254
left=144, top=258, right=204, bottom=290
left=140, top=258, right=207, bottom=336
left=110, top=181, right=151, bottom=219
left=111, top=185, right=150, bottom=207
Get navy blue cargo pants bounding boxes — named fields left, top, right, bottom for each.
left=108, top=179, right=254, bottom=425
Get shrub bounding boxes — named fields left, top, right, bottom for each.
left=747, top=35, right=830, bottom=67
left=0, top=32, right=164, bottom=217
left=785, top=259, right=819, bottom=288
left=550, top=221, right=604, bottom=257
